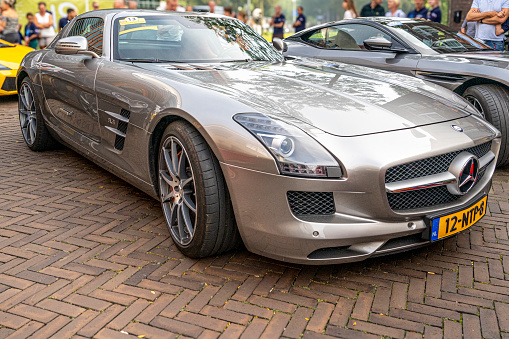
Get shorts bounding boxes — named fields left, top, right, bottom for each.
left=39, top=36, right=55, bottom=47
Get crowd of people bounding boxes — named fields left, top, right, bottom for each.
left=2, top=0, right=509, bottom=51
left=341, top=0, right=443, bottom=21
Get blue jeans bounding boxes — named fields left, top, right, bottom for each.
left=484, top=40, right=505, bottom=51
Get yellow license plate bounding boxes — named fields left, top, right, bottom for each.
left=430, top=196, right=487, bottom=241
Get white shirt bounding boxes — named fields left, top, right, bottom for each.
left=385, top=9, right=406, bottom=17
left=35, top=12, right=56, bottom=38
left=343, top=10, right=357, bottom=19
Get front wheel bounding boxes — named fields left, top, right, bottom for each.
left=158, top=121, right=240, bottom=258
left=463, top=84, right=509, bottom=167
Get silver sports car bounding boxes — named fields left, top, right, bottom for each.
left=17, top=10, right=500, bottom=264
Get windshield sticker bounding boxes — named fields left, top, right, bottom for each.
left=120, top=17, right=146, bottom=25
left=387, top=21, right=403, bottom=27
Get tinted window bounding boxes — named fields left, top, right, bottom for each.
left=68, top=17, right=104, bottom=55
left=328, top=24, right=392, bottom=50
left=380, top=21, right=490, bottom=53
left=113, top=15, right=283, bottom=62
left=301, top=28, right=327, bottom=47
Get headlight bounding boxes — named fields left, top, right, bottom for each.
left=234, top=113, right=342, bottom=178
left=0, top=64, right=11, bottom=71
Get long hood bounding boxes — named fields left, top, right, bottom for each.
left=136, top=59, right=474, bottom=137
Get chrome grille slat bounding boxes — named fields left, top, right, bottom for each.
left=385, top=141, right=492, bottom=184
left=386, top=142, right=492, bottom=211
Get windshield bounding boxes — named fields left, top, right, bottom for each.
left=381, top=21, right=491, bottom=53
left=113, top=15, right=284, bottom=63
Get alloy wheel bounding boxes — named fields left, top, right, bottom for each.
left=18, top=83, right=37, bottom=146
left=465, top=95, right=486, bottom=118
left=159, top=136, right=197, bottom=246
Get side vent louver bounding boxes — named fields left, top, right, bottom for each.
left=114, top=109, right=131, bottom=151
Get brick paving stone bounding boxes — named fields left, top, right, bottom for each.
left=240, top=318, right=268, bottom=339
left=77, top=304, right=124, bottom=337
left=2, top=95, right=509, bottom=338
left=282, top=306, right=313, bottom=338
left=150, top=315, right=204, bottom=337
left=108, top=298, right=150, bottom=330
left=351, top=292, right=374, bottom=320
left=200, top=305, right=252, bottom=325
left=306, top=302, right=335, bottom=333
left=260, top=312, right=291, bottom=339
left=480, top=308, right=501, bottom=339
left=9, top=304, right=57, bottom=323
left=64, top=293, right=112, bottom=311
left=36, top=299, right=85, bottom=318
left=463, top=313, right=482, bottom=339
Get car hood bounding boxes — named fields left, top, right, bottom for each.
left=136, top=59, right=474, bottom=137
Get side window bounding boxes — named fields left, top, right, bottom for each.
left=328, top=24, right=392, bottom=50
left=67, top=18, right=104, bottom=55
left=301, top=28, right=327, bottom=47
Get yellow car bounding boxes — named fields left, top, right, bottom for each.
left=0, top=39, right=33, bottom=95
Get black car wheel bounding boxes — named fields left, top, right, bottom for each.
left=464, top=84, right=509, bottom=167
left=18, top=77, right=58, bottom=151
left=158, top=120, right=240, bottom=258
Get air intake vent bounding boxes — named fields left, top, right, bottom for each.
left=287, top=191, right=335, bottom=215
left=1, top=77, right=15, bottom=92
left=114, top=135, right=125, bottom=151
left=114, top=109, right=131, bottom=151
left=120, top=108, right=131, bottom=119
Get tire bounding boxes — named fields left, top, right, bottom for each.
left=157, top=120, right=240, bottom=258
left=18, top=77, right=59, bottom=151
left=464, top=84, right=509, bottom=167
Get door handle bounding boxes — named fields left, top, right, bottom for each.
left=59, top=108, right=73, bottom=116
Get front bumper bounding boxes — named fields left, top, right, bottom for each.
left=223, top=162, right=492, bottom=265
left=0, top=70, right=17, bottom=95
left=222, top=117, right=499, bottom=265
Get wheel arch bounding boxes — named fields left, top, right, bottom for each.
left=148, top=113, right=227, bottom=199
left=16, top=69, right=29, bottom=92
left=454, top=77, right=509, bottom=95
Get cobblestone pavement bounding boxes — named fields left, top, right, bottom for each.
left=1, top=94, right=509, bottom=339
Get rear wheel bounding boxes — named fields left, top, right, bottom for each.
left=18, top=77, right=58, bottom=151
left=464, top=84, right=509, bottom=167
left=158, top=121, right=240, bottom=258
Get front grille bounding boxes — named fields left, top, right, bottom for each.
left=385, top=141, right=492, bottom=183
left=387, top=159, right=490, bottom=211
left=1, top=77, right=15, bottom=92
left=287, top=191, right=335, bottom=215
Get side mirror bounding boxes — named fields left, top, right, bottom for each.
left=272, top=38, right=288, bottom=53
left=364, top=36, right=393, bottom=50
left=363, top=36, right=408, bottom=53
left=55, top=36, right=99, bottom=58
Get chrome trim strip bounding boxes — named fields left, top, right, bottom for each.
left=104, top=110, right=129, bottom=123
left=105, top=126, right=126, bottom=138
left=385, top=172, right=456, bottom=193
left=386, top=151, right=495, bottom=194
left=479, top=151, right=495, bottom=169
